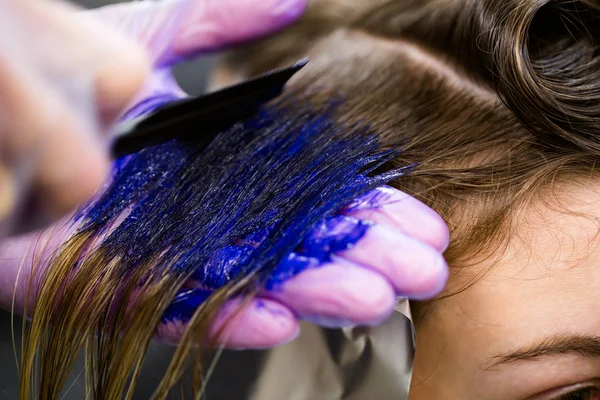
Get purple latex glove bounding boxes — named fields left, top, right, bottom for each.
left=93, top=0, right=308, bottom=118
left=155, top=192, right=449, bottom=348
left=0, top=0, right=306, bottom=234
left=0, top=0, right=450, bottom=351
left=104, top=3, right=450, bottom=349
left=0, top=0, right=149, bottom=235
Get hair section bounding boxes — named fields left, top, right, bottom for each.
left=20, top=99, right=408, bottom=399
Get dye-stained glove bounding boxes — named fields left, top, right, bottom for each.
left=0, top=0, right=450, bottom=351
left=98, top=3, right=450, bottom=348
left=0, top=0, right=303, bottom=323
left=156, top=187, right=450, bottom=348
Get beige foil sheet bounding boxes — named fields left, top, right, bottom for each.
left=243, top=299, right=415, bottom=400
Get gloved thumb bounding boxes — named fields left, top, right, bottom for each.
left=93, top=0, right=308, bottom=68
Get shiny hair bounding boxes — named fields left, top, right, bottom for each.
left=19, top=99, right=405, bottom=399
left=224, top=0, right=600, bottom=314
left=20, top=0, right=600, bottom=398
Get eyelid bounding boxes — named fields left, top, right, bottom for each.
left=528, top=380, right=600, bottom=400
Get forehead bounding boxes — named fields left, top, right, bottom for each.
left=442, top=180, right=600, bottom=328
left=475, top=181, right=600, bottom=283
left=413, top=180, right=600, bottom=395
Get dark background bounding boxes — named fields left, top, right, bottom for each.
left=0, top=1, right=251, bottom=398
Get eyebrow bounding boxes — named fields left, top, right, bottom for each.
left=488, top=334, right=600, bottom=367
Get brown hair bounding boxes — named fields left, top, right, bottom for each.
left=223, top=0, right=600, bottom=312
left=20, top=0, right=600, bottom=398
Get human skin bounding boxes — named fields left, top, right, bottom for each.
left=410, top=181, right=600, bottom=399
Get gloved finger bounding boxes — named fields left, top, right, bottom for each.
left=3, top=0, right=150, bottom=130
left=293, top=215, right=448, bottom=300
left=337, top=222, right=448, bottom=300
left=157, top=294, right=299, bottom=349
left=0, top=53, right=109, bottom=221
left=0, top=216, right=77, bottom=312
left=120, top=68, right=186, bottom=122
left=342, top=187, right=450, bottom=252
left=263, top=257, right=396, bottom=328
left=93, top=0, right=308, bottom=67
left=0, top=0, right=152, bottom=223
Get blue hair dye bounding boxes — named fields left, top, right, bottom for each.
left=74, top=101, right=409, bottom=322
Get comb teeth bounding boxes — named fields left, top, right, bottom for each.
left=111, top=58, right=309, bottom=159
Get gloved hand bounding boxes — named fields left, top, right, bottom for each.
left=0, top=0, right=147, bottom=235
left=0, top=0, right=449, bottom=350
left=156, top=187, right=449, bottom=348
left=114, top=1, right=450, bottom=345
left=0, top=0, right=304, bottom=236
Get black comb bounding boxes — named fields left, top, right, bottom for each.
left=111, top=58, right=309, bottom=159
